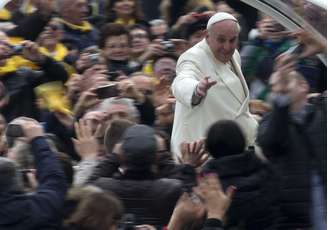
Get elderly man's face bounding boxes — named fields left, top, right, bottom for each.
left=61, top=0, right=89, bottom=23
left=206, top=20, right=239, bottom=63
left=153, top=57, right=176, bottom=81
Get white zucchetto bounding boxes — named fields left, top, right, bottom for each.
left=206, top=12, right=238, bottom=30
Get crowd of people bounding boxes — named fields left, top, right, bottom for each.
left=0, top=0, right=326, bottom=229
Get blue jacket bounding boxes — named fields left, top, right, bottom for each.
left=0, top=137, right=68, bottom=230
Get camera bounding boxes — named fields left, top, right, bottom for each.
left=160, top=39, right=175, bottom=53
left=88, top=53, right=100, bottom=65
left=6, top=124, right=24, bottom=148
left=6, top=124, right=24, bottom=137
left=12, top=45, right=24, bottom=55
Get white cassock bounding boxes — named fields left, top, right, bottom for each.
left=171, top=39, right=258, bottom=160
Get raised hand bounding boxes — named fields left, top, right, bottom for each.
left=72, top=119, right=99, bottom=160
left=180, top=139, right=209, bottom=168
left=193, top=173, right=236, bottom=220
left=195, top=76, right=217, bottom=98
left=21, top=41, right=46, bottom=63
left=290, top=28, right=326, bottom=58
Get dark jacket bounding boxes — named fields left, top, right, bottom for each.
left=202, top=219, right=224, bottom=230
left=257, top=98, right=326, bottom=229
left=7, top=10, right=51, bottom=41
left=61, top=23, right=98, bottom=51
left=87, top=151, right=196, bottom=190
left=0, top=57, right=68, bottom=122
left=0, top=137, right=68, bottom=230
left=202, top=150, right=280, bottom=230
left=93, top=171, right=183, bottom=227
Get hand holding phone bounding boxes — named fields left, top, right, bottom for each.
left=283, top=44, right=304, bottom=57
left=95, top=83, right=120, bottom=99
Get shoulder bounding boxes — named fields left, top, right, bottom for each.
left=178, top=40, right=208, bottom=63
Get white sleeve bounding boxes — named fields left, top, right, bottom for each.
left=172, top=60, right=203, bottom=108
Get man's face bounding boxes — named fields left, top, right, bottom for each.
left=130, top=75, right=154, bottom=96
left=153, top=57, right=176, bottom=82
left=103, top=35, right=130, bottom=61
left=61, top=0, right=89, bottom=24
left=130, top=28, right=150, bottom=55
left=38, top=21, right=63, bottom=48
left=206, top=20, right=239, bottom=63
left=105, top=104, right=131, bottom=121
left=269, top=71, right=308, bottom=104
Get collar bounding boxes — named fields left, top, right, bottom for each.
left=57, top=18, right=93, bottom=32
left=114, top=18, right=136, bottom=26
left=39, top=43, right=68, bottom=62
left=0, top=56, right=38, bottom=76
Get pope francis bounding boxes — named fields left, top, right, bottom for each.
left=171, top=12, right=258, bottom=159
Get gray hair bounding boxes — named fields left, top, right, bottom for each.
left=99, top=97, right=140, bottom=122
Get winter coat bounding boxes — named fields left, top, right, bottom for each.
left=257, top=98, right=326, bottom=229
left=0, top=137, right=68, bottom=230
left=202, top=150, right=280, bottom=230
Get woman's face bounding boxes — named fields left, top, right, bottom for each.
left=113, top=0, right=135, bottom=18
left=103, top=35, right=130, bottom=61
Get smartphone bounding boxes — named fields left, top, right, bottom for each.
left=95, top=84, right=120, bottom=99
left=108, top=71, right=120, bottom=81
left=284, top=44, right=304, bottom=56
left=6, top=124, right=24, bottom=137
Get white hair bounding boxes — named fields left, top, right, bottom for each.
left=100, top=97, right=140, bottom=122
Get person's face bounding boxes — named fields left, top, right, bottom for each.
left=206, top=20, right=239, bottom=63
left=150, top=21, right=168, bottom=39
left=286, top=76, right=308, bottom=104
left=269, top=71, right=308, bottom=104
left=130, top=75, right=154, bottom=96
left=62, top=0, right=89, bottom=23
left=38, top=21, right=63, bottom=47
left=104, top=35, right=130, bottom=61
left=130, top=29, right=150, bottom=55
left=153, top=57, right=176, bottom=81
left=113, top=0, right=135, bottom=17
left=105, top=104, right=131, bottom=121
left=189, top=30, right=206, bottom=47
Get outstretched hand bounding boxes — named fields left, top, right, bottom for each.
left=180, top=139, right=209, bottom=168
left=289, top=28, right=326, bottom=58
left=196, top=77, right=217, bottom=97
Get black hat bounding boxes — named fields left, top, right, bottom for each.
left=121, top=125, right=157, bottom=170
